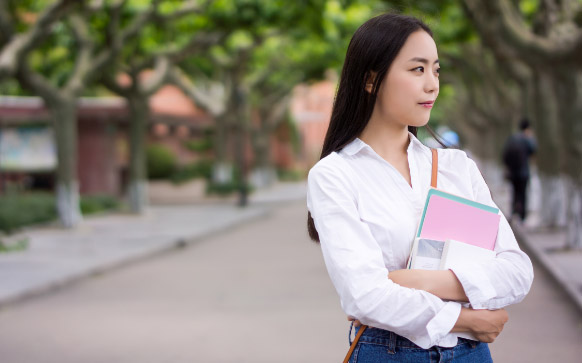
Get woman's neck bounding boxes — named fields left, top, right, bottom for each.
left=359, top=120, right=410, bottom=161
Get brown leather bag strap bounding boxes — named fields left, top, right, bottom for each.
left=431, top=148, right=438, bottom=188
left=343, top=325, right=367, bottom=363
left=343, top=149, right=438, bottom=363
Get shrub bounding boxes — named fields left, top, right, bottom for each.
left=277, top=168, right=306, bottom=182
left=206, top=180, right=254, bottom=196
left=184, top=138, right=213, bottom=153
left=147, top=144, right=177, bottom=180
left=0, top=192, right=121, bottom=234
left=0, top=192, right=56, bottom=234
left=170, top=159, right=213, bottom=184
left=0, top=237, right=29, bottom=253
left=80, top=195, right=120, bottom=214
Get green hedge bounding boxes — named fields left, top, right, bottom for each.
left=184, top=139, right=213, bottom=153
left=0, top=193, right=56, bottom=234
left=206, top=180, right=254, bottom=196
left=80, top=194, right=120, bottom=215
left=147, top=144, right=177, bottom=180
left=170, top=159, right=213, bottom=184
left=277, top=168, right=306, bottom=182
left=0, top=193, right=120, bottom=234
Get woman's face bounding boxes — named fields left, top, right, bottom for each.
left=371, top=30, right=440, bottom=128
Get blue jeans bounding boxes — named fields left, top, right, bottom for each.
left=348, top=326, right=492, bottom=363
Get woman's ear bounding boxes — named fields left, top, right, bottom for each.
left=365, top=71, right=377, bottom=93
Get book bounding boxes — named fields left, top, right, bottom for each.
left=406, top=237, right=491, bottom=341
left=408, top=188, right=500, bottom=269
left=406, top=189, right=501, bottom=342
left=417, top=188, right=501, bottom=251
left=407, top=238, right=496, bottom=270
left=439, top=239, right=496, bottom=271
left=407, top=238, right=445, bottom=270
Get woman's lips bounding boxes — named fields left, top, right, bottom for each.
left=419, top=101, right=434, bottom=109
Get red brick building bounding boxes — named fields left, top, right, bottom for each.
left=0, top=79, right=304, bottom=195
left=0, top=87, right=212, bottom=196
left=291, top=78, right=336, bottom=169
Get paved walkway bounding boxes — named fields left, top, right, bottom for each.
left=0, top=191, right=580, bottom=362
left=0, top=182, right=305, bottom=308
left=1, top=171, right=581, bottom=315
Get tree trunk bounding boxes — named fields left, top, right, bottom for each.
left=233, top=85, right=249, bottom=207
left=565, top=178, right=582, bottom=249
left=126, top=94, right=149, bottom=213
left=554, top=68, right=582, bottom=248
left=250, top=130, right=275, bottom=189
left=211, top=114, right=232, bottom=184
left=537, top=172, right=568, bottom=228
left=49, top=97, right=82, bottom=228
left=531, top=68, right=565, bottom=227
left=232, top=81, right=248, bottom=207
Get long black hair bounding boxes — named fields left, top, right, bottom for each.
left=307, top=13, right=434, bottom=242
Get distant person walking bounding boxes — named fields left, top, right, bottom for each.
left=502, top=118, right=536, bottom=222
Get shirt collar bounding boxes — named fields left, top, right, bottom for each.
left=341, top=131, right=426, bottom=156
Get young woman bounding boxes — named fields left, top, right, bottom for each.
left=306, top=13, right=534, bottom=362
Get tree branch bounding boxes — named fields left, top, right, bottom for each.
left=263, top=93, right=291, bottom=129
left=168, top=32, right=226, bottom=64
left=134, top=32, right=226, bottom=71
left=462, top=0, right=582, bottom=63
left=65, top=14, right=95, bottom=95
left=168, top=66, right=226, bottom=116
left=118, top=1, right=160, bottom=46
left=154, top=0, right=212, bottom=22
left=0, top=1, right=15, bottom=43
left=141, top=56, right=170, bottom=96
left=103, top=0, right=126, bottom=48
left=89, top=1, right=160, bottom=87
left=101, top=75, right=131, bottom=97
left=16, top=63, right=60, bottom=105
left=0, top=0, right=79, bottom=78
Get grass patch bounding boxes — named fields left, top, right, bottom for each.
left=0, top=192, right=120, bottom=234
left=0, top=237, right=29, bottom=253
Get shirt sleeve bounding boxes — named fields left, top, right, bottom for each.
left=449, top=158, right=534, bottom=310
left=307, top=157, right=461, bottom=349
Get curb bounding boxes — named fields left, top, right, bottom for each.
left=511, top=222, right=582, bottom=315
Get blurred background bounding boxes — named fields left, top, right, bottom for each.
left=0, top=1, right=581, bottom=362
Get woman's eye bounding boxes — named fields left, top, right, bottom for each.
left=435, top=68, right=441, bottom=76
left=412, top=66, right=424, bottom=73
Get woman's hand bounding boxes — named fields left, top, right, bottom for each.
left=349, top=308, right=508, bottom=343
left=453, top=307, right=509, bottom=343
left=347, top=315, right=362, bottom=327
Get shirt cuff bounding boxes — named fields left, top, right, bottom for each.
left=450, top=263, right=497, bottom=309
left=414, top=301, right=461, bottom=349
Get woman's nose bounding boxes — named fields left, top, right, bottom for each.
left=425, top=74, right=438, bottom=93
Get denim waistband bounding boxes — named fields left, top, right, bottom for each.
left=357, top=326, right=420, bottom=349
left=356, top=326, right=478, bottom=350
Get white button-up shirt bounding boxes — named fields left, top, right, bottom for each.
left=306, top=133, right=534, bottom=349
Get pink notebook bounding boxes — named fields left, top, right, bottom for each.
left=418, top=191, right=501, bottom=251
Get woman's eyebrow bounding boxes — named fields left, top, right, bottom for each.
left=408, top=57, right=439, bottom=65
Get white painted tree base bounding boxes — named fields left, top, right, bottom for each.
left=250, top=167, right=277, bottom=189
left=212, top=163, right=233, bottom=184
left=56, top=181, right=82, bottom=228
left=538, top=173, right=568, bottom=228
left=565, top=178, right=582, bottom=249
left=128, top=180, right=148, bottom=214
